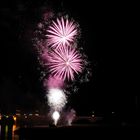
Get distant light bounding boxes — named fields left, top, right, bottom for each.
left=35, top=113, right=39, bottom=116
left=92, top=111, right=95, bottom=117
left=13, top=116, right=17, bottom=121
left=16, top=113, right=21, bottom=116
left=112, top=112, right=115, bottom=114
left=25, top=116, right=27, bottom=119
left=29, top=114, right=33, bottom=116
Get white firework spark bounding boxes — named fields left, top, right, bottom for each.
left=52, top=111, right=60, bottom=126
left=47, top=88, right=67, bottom=111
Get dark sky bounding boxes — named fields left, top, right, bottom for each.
left=0, top=0, right=138, bottom=119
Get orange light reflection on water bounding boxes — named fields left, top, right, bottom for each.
left=12, top=125, right=19, bottom=140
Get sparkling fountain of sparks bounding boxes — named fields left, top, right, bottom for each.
left=52, top=111, right=60, bottom=126
left=46, top=17, right=77, bottom=48
left=46, top=46, right=83, bottom=81
left=47, top=88, right=67, bottom=111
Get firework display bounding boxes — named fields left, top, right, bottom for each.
left=47, top=88, right=67, bottom=111
left=34, top=12, right=89, bottom=125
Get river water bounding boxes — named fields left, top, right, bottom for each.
left=0, top=124, right=19, bottom=140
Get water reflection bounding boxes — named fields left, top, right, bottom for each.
left=0, top=124, right=19, bottom=140
left=0, top=114, right=19, bottom=139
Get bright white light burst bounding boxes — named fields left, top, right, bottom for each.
left=47, top=88, right=67, bottom=111
left=52, top=111, right=60, bottom=125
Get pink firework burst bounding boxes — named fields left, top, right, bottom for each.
left=46, top=17, right=77, bottom=48
left=47, top=46, right=83, bottom=80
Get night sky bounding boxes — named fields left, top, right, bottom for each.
left=0, top=0, right=138, bottom=120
